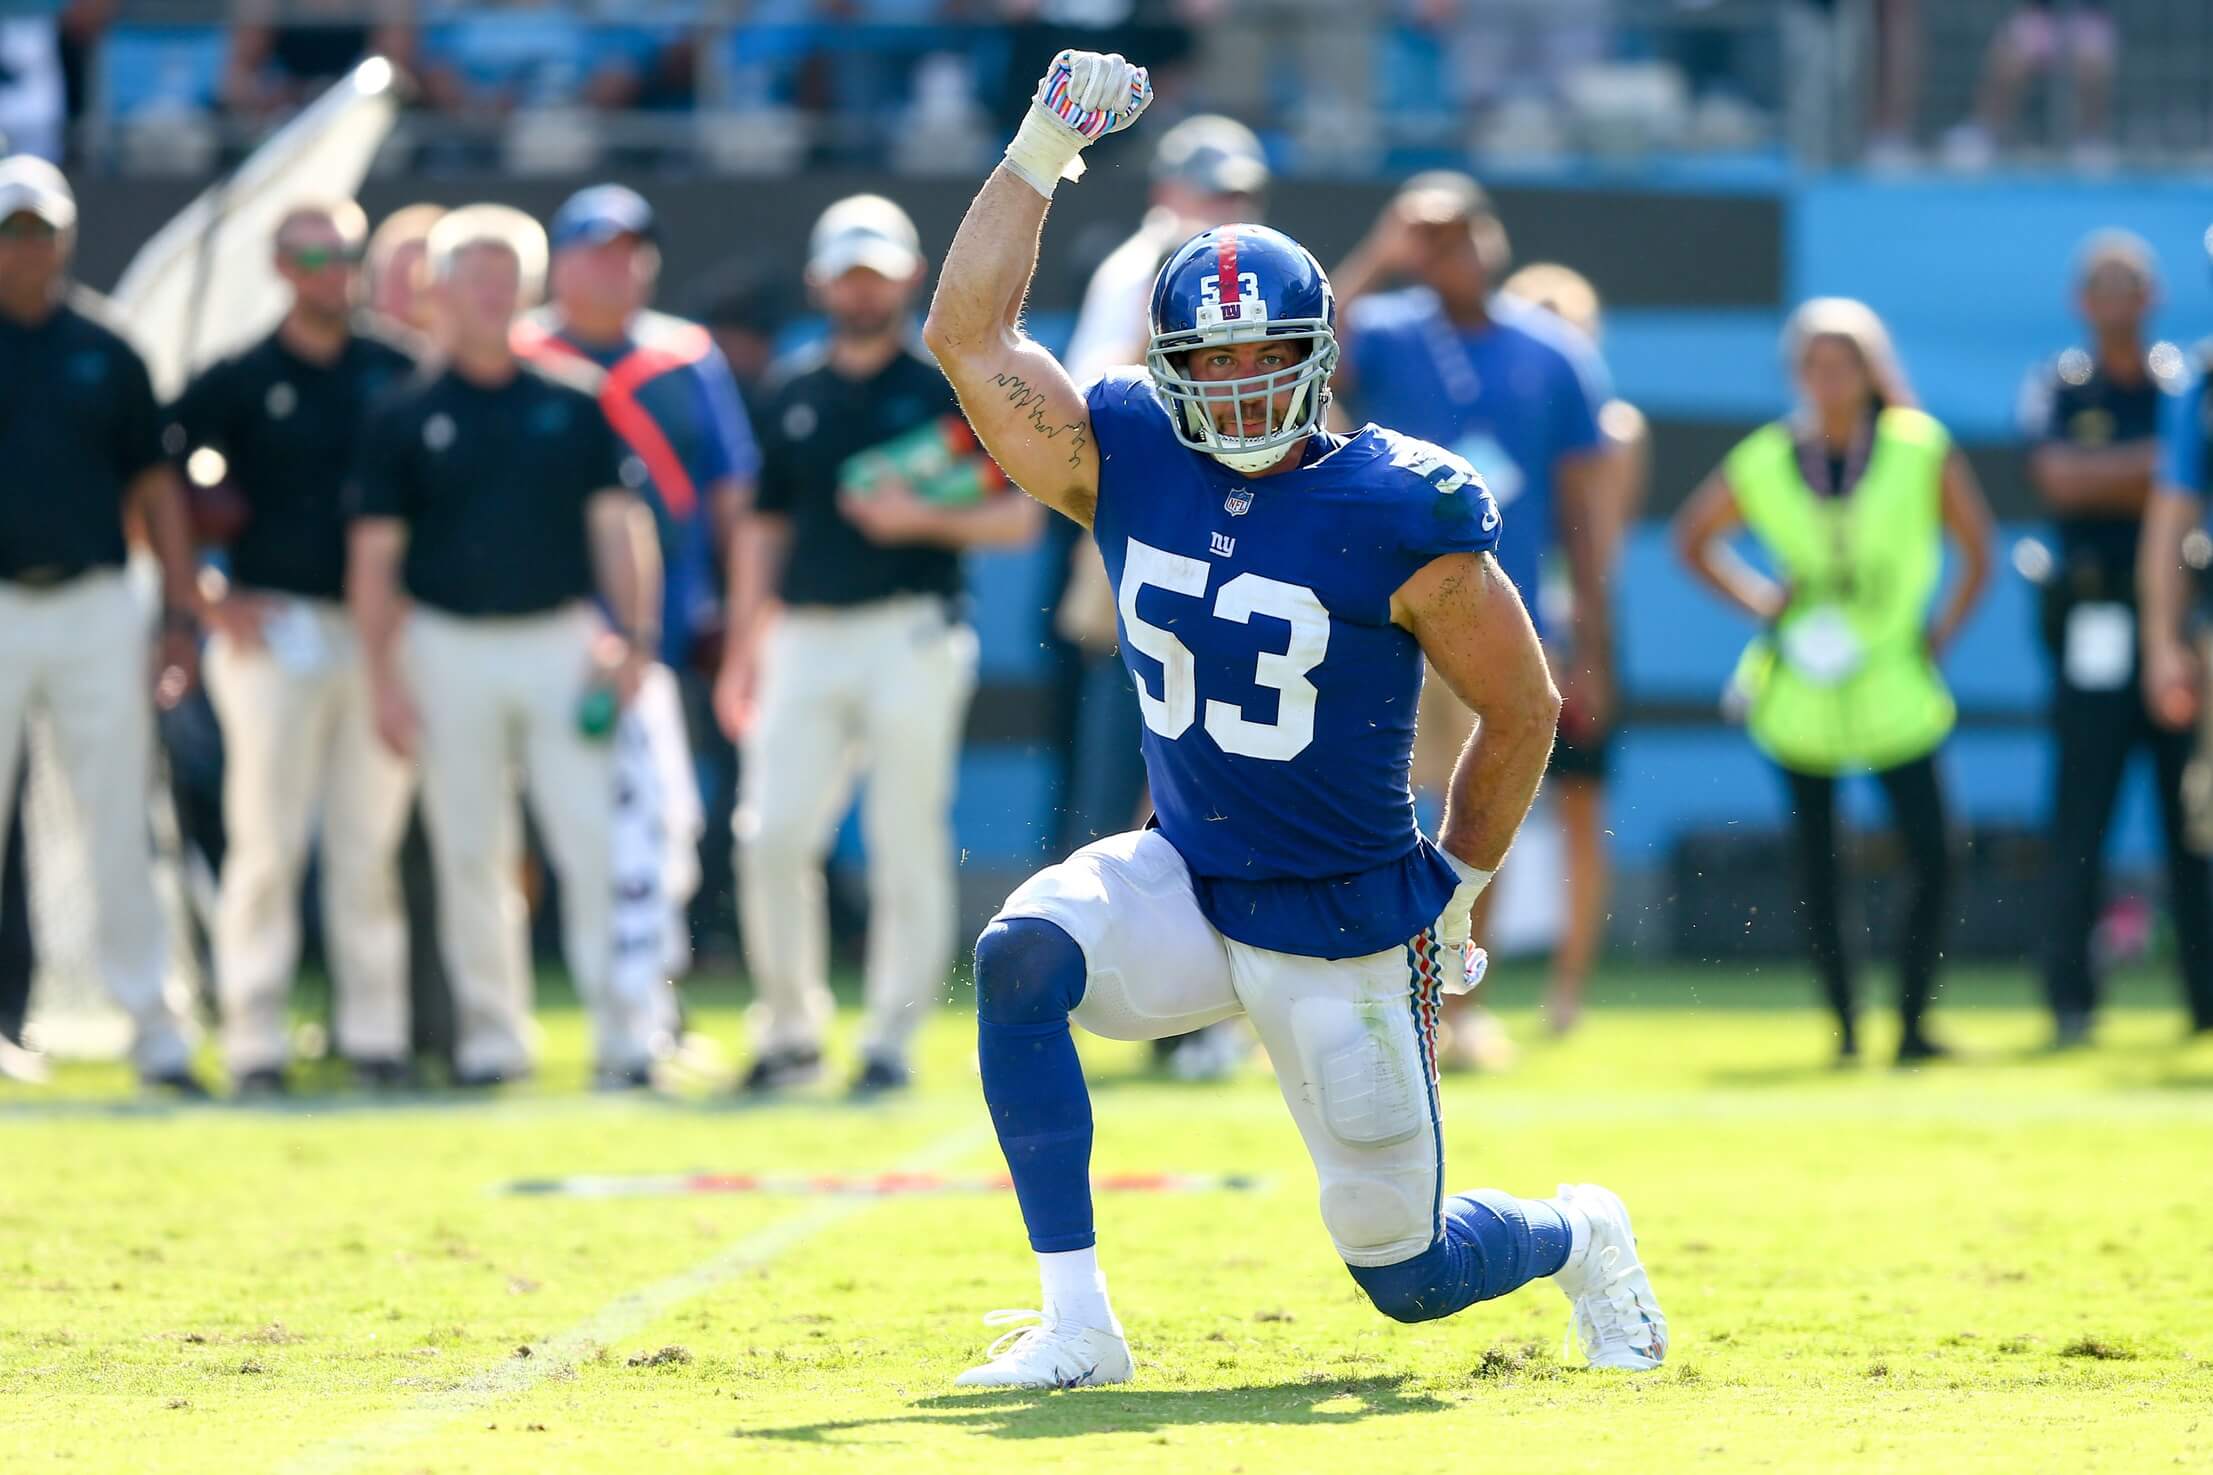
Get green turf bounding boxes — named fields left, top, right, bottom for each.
left=4, top=962, right=2211, bottom=1474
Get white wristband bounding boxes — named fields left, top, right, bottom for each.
left=1441, top=849, right=1495, bottom=898
left=1003, top=106, right=1089, bottom=199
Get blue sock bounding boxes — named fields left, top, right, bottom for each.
left=1345, top=1190, right=1574, bottom=1324
left=974, top=918, right=1095, bottom=1253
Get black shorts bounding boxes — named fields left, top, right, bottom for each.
left=1549, top=724, right=1613, bottom=782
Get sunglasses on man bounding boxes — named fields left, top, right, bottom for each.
left=0, top=215, right=59, bottom=241
left=279, top=242, right=366, bottom=271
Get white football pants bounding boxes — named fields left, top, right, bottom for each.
left=406, top=604, right=658, bottom=1077
left=995, top=829, right=1451, bottom=1268
left=0, top=572, right=193, bottom=1075
left=206, top=601, right=413, bottom=1075
left=737, top=596, right=977, bottom=1064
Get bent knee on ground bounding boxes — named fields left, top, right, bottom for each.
left=1323, top=1176, right=1439, bottom=1273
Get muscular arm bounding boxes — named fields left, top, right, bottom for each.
left=587, top=490, right=661, bottom=648
left=1672, top=467, right=1786, bottom=623
left=1391, top=551, right=1561, bottom=872
left=922, top=167, right=1101, bottom=527
left=1929, top=449, right=1995, bottom=657
left=2030, top=439, right=2158, bottom=517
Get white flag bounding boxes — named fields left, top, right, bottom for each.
left=109, top=57, right=401, bottom=398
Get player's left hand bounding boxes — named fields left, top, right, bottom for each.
left=1433, top=855, right=1493, bottom=995
left=840, top=476, right=941, bottom=546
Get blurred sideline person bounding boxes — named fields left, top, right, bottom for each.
left=1941, top=0, right=2118, bottom=172
left=1059, top=113, right=1267, bottom=1082
left=1674, top=299, right=1994, bottom=1065
left=169, top=200, right=418, bottom=1094
left=364, top=199, right=455, bottom=1071
left=716, top=195, right=1042, bottom=1097
left=516, top=183, right=760, bottom=1002
left=348, top=204, right=665, bottom=1088
left=366, top=202, right=443, bottom=337
left=2137, top=228, right=2213, bottom=1042
left=0, top=154, right=206, bottom=1094
left=2025, top=232, right=2212, bottom=1047
left=1332, top=171, right=1615, bottom=1071
left=1498, top=261, right=1647, bottom=1036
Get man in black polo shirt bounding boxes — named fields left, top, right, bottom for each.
left=2028, top=229, right=2213, bottom=1047
left=715, top=194, right=1042, bottom=1096
left=0, top=154, right=205, bottom=1094
left=348, top=203, right=663, bottom=1089
left=168, top=199, right=420, bottom=1095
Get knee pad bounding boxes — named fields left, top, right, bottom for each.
left=1321, top=1176, right=1434, bottom=1267
left=974, top=918, right=1087, bottom=1027
left=1285, top=996, right=1437, bottom=1264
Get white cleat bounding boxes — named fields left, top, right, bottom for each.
left=1552, top=1183, right=1668, bottom=1371
left=954, top=1310, right=1133, bottom=1390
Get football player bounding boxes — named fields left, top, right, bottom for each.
left=923, top=51, right=1668, bottom=1389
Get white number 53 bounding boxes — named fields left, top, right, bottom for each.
left=1118, top=537, right=1329, bottom=762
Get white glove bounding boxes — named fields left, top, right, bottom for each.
left=1003, top=49, right=1153, bottom=198
left=1434, top=850, right=1495, bottom=997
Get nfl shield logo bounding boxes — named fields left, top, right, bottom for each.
left=1224, top=489, right=1253, bottom=516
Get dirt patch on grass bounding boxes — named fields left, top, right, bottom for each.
left=2059, top=1336, right=2135, bottom=1361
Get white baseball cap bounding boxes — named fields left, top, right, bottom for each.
left=808, top=194, right=923, bottom=281
left=0, top=155, right=75, bottom=232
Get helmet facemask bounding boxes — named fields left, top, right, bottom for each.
left=1146, top=317, right=1339, bottom=475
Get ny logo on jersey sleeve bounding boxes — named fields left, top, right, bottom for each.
left=1390, top=439, right=1500, bottom=531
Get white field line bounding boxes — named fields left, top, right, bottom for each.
left=273, top=1124, right=989, bottom=1475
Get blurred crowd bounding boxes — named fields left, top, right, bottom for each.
left=0, top=2, right=2184, bottom=176
left=9, top=92, right=2213, bottom=1104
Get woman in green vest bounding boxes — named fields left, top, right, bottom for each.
left=1672, top=298, right=1995, bottom=1064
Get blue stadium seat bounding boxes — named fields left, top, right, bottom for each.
left=96, top=25, right=226, bottom=123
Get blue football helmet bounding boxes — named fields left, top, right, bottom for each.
left=1146, top=224, right=1338, bottom=474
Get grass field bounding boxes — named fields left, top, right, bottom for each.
left=4, top=961, right=2211, bottom=1474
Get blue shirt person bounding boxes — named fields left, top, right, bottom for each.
left=1331, top=173, right=1616, bottom=713
left=515, top=185, right=759, bottom=669
left=2144, top=339, right=2213, bottom=731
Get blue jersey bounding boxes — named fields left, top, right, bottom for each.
left=1087, top=368, right=1504, bottom=959
left=1344, top=288, right=1607, bottom=621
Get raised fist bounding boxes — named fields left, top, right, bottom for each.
left=1032, top=49, right=1153, bottom=143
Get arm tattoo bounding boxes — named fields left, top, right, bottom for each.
left=991, top=371, right=1090, bottom=470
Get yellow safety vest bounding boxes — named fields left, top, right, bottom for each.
left=1725, top=407, right=1956, bottom=775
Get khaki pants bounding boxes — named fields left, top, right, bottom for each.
left=737, top=596, right=977, bottom=1064
left=0, top=572, right=191, bottom=1075
left=206, top=601, right=412, bottom=1074
left=407, top=604, right=654, bottom=1077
